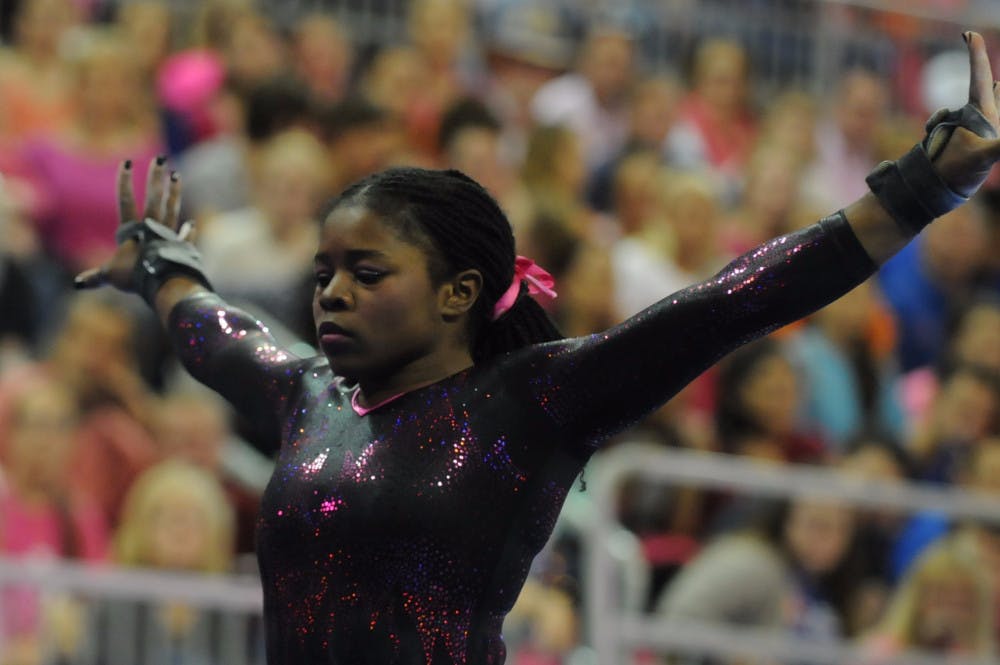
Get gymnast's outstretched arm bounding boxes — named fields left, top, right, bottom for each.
left=513, top=31, right=1000, bottom=452
left=74, top=159, right=305, bottom=446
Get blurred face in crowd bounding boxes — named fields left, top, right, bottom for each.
left=914, top=571, right=980, bottom=650
left=75, top=38, right=146, bottom=127
left=118, top=1, right=172, bottom=75
left=253, top=129, right=332, bottom=232
left=7, top=383, right=79, bottom=498
left=738, top=352, right=800, bottom=437
left=408, top=0, right=469, bottom=70
left=52, top=298, right=134, bottom=384
left=581, top=30, right=634, bottom=107
left=932, top=370, right=999, bottom=445
left=693, top=39, right=749, bottom=117
left=664, top=176, right=719, bottom=271
left=835, top=70, right=888, bottom=153
left=743, top=144, right=801, bottom=225
left=784, top=499, right=855, bottom=576
left=145, top=491, right=214, bottom=570
left=14, top=0, right=79, bottom=56
left=294, top=14, right=352, bottom=103
left=446, top=126, right=510, bottom=200
left=613, top=152, right=662, bottom=235
left=814, top=279, right=875, bottom=345
left=225, top=12, right=286, bottom=87
left=922, top=206, right=989, bottom=288
left=629, top=76, right=681, bottom=146
left=951, top=301, right=1000, bottom=373
left=155, top=397, right=228, bottom=471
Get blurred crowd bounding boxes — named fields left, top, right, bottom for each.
left=0, top=0, right=998, bottom=663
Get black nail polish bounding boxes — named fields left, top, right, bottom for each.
left=155, top=154, right=166, bottom=166
left=124, top=159, right=132, bottom=170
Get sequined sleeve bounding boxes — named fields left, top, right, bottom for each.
left=515, top=212, right=878, bottom=451
left=167, top=291, right=309, bottom=447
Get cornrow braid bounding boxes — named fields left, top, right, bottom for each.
left=323, top=167, right=563, bottom=362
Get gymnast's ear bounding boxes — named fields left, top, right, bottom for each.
left=439, top=269, right=483, bottom=318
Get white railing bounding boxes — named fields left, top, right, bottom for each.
left=0, top=560, right=265, bottom=665
left=582, top=446, right=1000, bottom=664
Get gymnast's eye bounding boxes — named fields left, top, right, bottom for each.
left=315, top=271, right=332, bottom=288
left=354, top=268, right=386, bottom=285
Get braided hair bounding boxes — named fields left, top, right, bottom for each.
left=322, top=167, right=563, bottom=362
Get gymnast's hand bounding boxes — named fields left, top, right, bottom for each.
left=73, top=156, right=185, bottom=292
left=929, top=31, right=1000, bottom=197
left=73, top=157, right=210, bottom=319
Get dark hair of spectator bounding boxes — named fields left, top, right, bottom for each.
left=321, top=167, right=563, bottom=362
left=437, top=97, right=502, bottom=153
left=714, top=337, right=784, bottom=452
left=316, top=96, right=387, bottom=144
left=243, top=77, right=312, bottom=143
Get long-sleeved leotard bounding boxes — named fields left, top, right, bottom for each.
left=168, top=212, right=876, bottom=664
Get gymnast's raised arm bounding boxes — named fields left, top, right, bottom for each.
left=74, top=158, right=306, bottom=447
left=513, top=31, right=1000, bottom=451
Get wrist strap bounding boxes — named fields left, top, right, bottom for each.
left=117, top=219, right=212, bottom=305
left=865, top=103, right=994, bottom=236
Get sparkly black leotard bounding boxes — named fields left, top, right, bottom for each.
left=168, top=213, right=876, bottom=664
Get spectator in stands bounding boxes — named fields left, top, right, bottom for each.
left=801, top=69, right=890, bottom=212
left=19, top=28, right=163, bottom=273
left=879, top=202, right=994, bottom=372
left=291, top=13, right=353, bottom=106
left=91, top=460, right=237, bottom=663
left=219, top=9, right=287, bottom=93
left=115, top=0, right=173, bottom=80
left=0, top=0, right=79, bottom=146
left=714, top=338, right=826, bottom=464
left=657, top=498, right=861, bottom=660
left=404, top=0, right=480, bottom=156
left=531, top=24, right=636, bottom=171
left=659, top=171, right=726, bottom=283
left=37, top=294, right=160, bottom=526
left=437, top=97, right=532, bottom=235
left=897, top=295, right=1000, bottom=428
left=0, top=374, right=109, bottom=665
left=786, top=279, right=905, bottom=451
left=198, top=128, right=332, bottom=339
left=667, top=38, right=757, bottom=196
left=909, top=363, right=999, bottom=484
left=360, top=46, right=434, bottom=149
left=608, top=153, right=689, bottom=319
left=720, top=139, right=813, bottom=256
left=153, top=390, right=267, bottom=558
left=178, top=75, right=313, bottom=221
left=588, top=74, right=684, bottom=212
left=860, top=539, right=996, bottom=662
left=318, top=98, right=405, bottom=194
left=837, top=432, right=913, bottom=635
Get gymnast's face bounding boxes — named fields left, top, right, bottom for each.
left=312, top=204, right=452, bottom=383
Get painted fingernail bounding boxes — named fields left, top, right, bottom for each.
left=155, top=154, right=166, bottom=166
left=963, top=31, right=971, bottom=44
left=123, top=159, right=132, bottom=170
left=169, top=170, right=179, bottom=182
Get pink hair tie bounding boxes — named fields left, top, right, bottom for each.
left=491, top=255, right=558, bottom=321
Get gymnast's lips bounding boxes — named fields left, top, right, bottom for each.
left=317, top=321, right=355, bottom=346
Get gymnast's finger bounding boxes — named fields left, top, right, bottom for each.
left=143, top=155, right=167, bottom=221
left=73, top=266, right=108, bottom=290
left=967, top=31, right=998, bottom=125
left=164, top=171, right=182, bottom=231
left=117, top=160, right=137, bottom=225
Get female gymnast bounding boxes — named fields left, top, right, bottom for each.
left=75, top=32, right=1000, bottom=665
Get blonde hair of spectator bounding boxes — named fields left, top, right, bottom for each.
left=114, top=460, right=236, bottom=574
left=63, top=27, right=153, bottom=131
left=189, top=0, right=254, bottom=51
left=874, top=539, right=996, bottom=655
